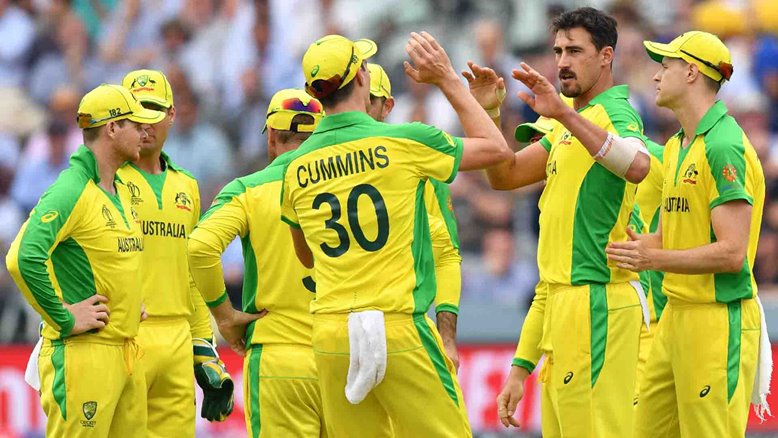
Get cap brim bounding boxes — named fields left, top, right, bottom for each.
left=128, top=107, right=166, bottom=124
left=643, top=40, right=679, bottom=63
left=355, top=39, right=377, bottom=59
left=514, top=122, right=548, bottom=143
left=135, top=95, right=173, bottom=109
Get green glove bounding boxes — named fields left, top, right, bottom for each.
left=193, top=338, right=234, bottom=422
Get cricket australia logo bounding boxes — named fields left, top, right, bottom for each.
left=130, top=74, right=156, bottom=92
left=174, top=192, right=192, bottom=211
left=127, top=181, right=143, bottom=206
left=682, top=163, right=698, bottom=185
left=102, top=205, right=117, bottom=229
left=81, top=401, right=97, bottom=427
left=560, top=131, right=573, bottom=146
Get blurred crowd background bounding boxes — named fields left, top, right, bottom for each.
left=1, top=0, right=777, bottom=344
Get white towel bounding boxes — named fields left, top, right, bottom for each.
left=629, top=280, right=651, bottom=332
left=752, top=296, right=772, bottom=421
left=24, top=337, right=43, bottom=391
left=345, top=310, right=387, bottom=404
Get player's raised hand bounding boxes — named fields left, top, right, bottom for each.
left=404, top=31, right=458, bottom=85
left=65, top=294, right=110, bottom=335
left=462, top=61, right=506, bottom=112
left=512, top=62, right=569, bottom=120
left=496, top=366, right=528, bottom=428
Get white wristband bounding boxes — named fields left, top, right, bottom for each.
left=594, top=134, right=646, bottom=179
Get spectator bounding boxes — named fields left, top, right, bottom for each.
left=11, top=120, right=70, bottom=213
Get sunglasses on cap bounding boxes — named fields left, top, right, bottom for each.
left=268, top=97, right=323, bottom=116
left=680, top=49, right=733, bottom=82
left=76, top=111, right=133, bottom=129
left=306, top=46, right=356, bottom=99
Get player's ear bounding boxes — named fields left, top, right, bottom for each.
left=601, top=46, right=614, bottom=67
left=382, top=97, right=395, bottom=119
left=167, top=105, right=176, bottom=125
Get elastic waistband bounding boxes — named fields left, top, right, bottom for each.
left=667, top=297, right=755, bottom=309
left=140, top=315, right=190, bottom=325
left=45, top=336, right=131, bottom=347
left=313, top=311, right=418, bottom=323
left=546, top=281, right=632, bottom=294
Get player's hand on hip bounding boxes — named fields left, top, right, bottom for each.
left=462, top=61, right=506, bottom=111
left=442, top=340, right=460, bottom=371
left=512, top=62, right=569, bottom=120
left=496, top=366, right=528, bottom=428
left=404, top=31, right=458, bottom=85
left=65, top=294, right=110, bottom=335
left=605, top=227, right=655, bottom=272
left=215, top=308, right=268, bottom=356
left=193, top=338, right=235, bottom=422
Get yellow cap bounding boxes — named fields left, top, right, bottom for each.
left=368, top=63, right=392, bottom=99
left=122, top=69, right=174, bottom=108
left=77, top=84, right=165, bottom=129
left=514, top=95, right=571, bottom=143
left=302, top=35, right=377, bottom=99
left=644, top=31, right=733, bottom=83
left=262, top=88, right=325, bottom=133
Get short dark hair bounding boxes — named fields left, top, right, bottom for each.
left=551, top=7, right=618, bottom=52
left=369, top=95, right=386, bottom=106
left=276, top=114, right=316, bottom=144
left=82, top=119, right=128, bottom=143
left=318, top=77, right=356, bottom=108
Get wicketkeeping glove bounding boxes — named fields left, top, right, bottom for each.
left=193, top=338, right=234, bottom=421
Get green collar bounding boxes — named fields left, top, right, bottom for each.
left=71, top=145, right=106, bottom=183
left=693, top=100, right=728, bottom=136
left=580, top=84, right=631, bottom=111
left=313, top=111, right=375, bottom=133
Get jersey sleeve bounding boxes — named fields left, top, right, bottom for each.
left=705, top=134, right=752, bottom=209
left=401, top=123, right=463, bottom=184
left=188, top=179, right=250, bottom=306
left=602, top=101, right=647, bottom=142
left=5, top=177, right=85, bottom=336
left=186, top=178, right=213, bottom=339
left=512, top=282, right=548, bottom=373
left=432, top=243, right=462, bottom=314
left=280, top=164, right=300, bottom=228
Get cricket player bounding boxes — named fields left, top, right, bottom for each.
left=486, top=7, right=652, bottom=437
left=5, top=84, right=164, bottom=437
left=280, top=33, right=512, bottom=437
left=366, top=62, right=462, bottom=368
left=118, top=69, right=233, bottom=436
left=607, top=31, right=767, bottom=438
left=188, top=88, right=326, bottom=437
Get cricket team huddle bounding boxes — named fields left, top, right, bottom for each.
left=3, top=5, right=770, bottom=438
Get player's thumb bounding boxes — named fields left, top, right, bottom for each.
left=626, top=226, right=639, bottom=241
left=403, top=61, right=420, bottom=81
left=517, top=91, right=534, bottom=108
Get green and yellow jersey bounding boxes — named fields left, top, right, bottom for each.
left=116, top=154, right=212, bottom=338
left=189, top=151, right=315, bottom=346
left=425, top=179, right=461, bottom=315
left=630, top=140, right=667, bottom=321
left=281, top=112, right=462, bottom=315
left=661, top=101, right=764, bottom=304
left=6, top=146, right=143, bottom=342
left=537, top=85, right=644, bottom=285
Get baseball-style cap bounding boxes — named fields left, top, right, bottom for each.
left=77, top=84, right=165, bottom=129
left=644, top=31, right=733, bottom=83
left=303, top=35, right=377, bottom=99
left=368, top=63, right=392, bottom=99
left=514, top=116, right=557, bottom=143
left=262, top=88, right=325, bottom=133
left=514, top=94, right=571, bottom=143
left=122, top=69, right=174, bottom=108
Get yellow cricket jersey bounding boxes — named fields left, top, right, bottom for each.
left=6, top=146, right=143, bottom=341
left=425, top=179, right=462, bottom=315
left=116, top=154, right=212, bottom=338
left=630, top=140, right=667, bottom=321
left=281, top=112, right=462, bottom=315
left=661, top=101, right=765, bottom=304
left=189, top=151, right=315, bottom=346
left=537, top=85, right=643, bottom=285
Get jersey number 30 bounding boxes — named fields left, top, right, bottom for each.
left=312, top=184, right=389, bottom=257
